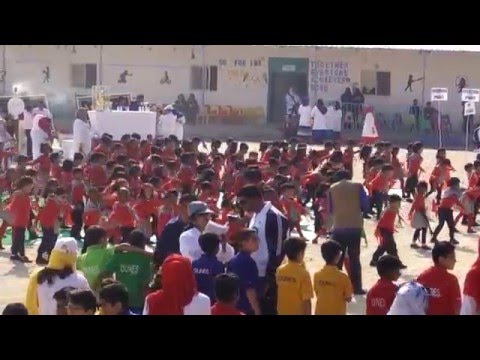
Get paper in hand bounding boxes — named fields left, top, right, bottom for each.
left=204, top=220, right=228, bottom=236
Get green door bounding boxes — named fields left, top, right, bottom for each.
left=267, top=57, right=310, bottom=123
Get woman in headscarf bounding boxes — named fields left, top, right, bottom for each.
left=143, top=254, right=211, bottom=315
left=311, top=99, right=328, bottom=143
left=387, top=281, right=429, bottom=315
left=25, top=237, right=90, bottom=315
left=186, top=93, right=200, bottom=125
left=31, top=115, right=53, bottom=160
left=73, top=108, right=92, bottom=156
left=156, top=105, right=186, bottom=141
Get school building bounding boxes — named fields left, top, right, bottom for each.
left=1, top=45, right=479, bottom=134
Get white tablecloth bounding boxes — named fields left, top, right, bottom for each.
left=88, top=110, right=156, bottom=140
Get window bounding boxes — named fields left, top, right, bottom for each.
left=71, top=64, right=97, bottom=88
left=190, top=65, right=218, bottom=91
left=360, top=70, right=390, bottom=96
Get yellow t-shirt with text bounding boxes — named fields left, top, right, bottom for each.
left=314, top=265, right=353, bottom=315
left=276, top=261, right=314, bottom=315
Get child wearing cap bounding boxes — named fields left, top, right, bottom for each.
left=416, top=241, right=461, bottom=315
left=366, top=255, right=402, bottom=315
left=211, top=273, right=244, bottom=315
left=313, top=240, right=353, bottom=315
left=276, top=237, right=313, bottom=315
left=192, top=233, right=225, bottom=304
left=226, top=228, right=261, bottom=315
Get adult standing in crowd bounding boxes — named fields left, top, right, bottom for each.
left=32, top=101, right=52, bottom=119
left=409, top=99, right=421, bottom=131
left=311, top=99, right=328, bottom=143
left=237, top=185, right=289, bottom=315
left=73, top=108, right=92, bottom=156
left=157, top=105, right=186, bottom=141
left=186, top=93, right=200, bottom=124
left=331, top=101, right=343, bottom=140
left=297, top=98, right=312, bottom=138
left=327, top=170, right=369, bottom=295
left=352, top=87, right=364, bottom=128
left=19, top=105, right=34, bottom=158
left=423, top=101, right=438, bottom=133
left=284, top=87, right=301, bottom=137
left=31, top=114, right=53, bottom=160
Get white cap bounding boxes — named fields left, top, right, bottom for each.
left=53, top=237, right=78, bottom=255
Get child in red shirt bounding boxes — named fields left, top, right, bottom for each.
left=60, top=159, right=74, bottom=193
left=87, top=153, right=108, bottom=189
left=197, top=181, right=220, bottom=213
left=156, top=190, right=178, bottom=236
left=50, top=152, right=62, bottom=180
left=430, top=177, right=463, bottom=245
left=405, top=142, right=424, bottom=201
left=83, top=188, right=104, bottom=230
left=31, top=143, right=52, bottom=195
left=70, top=168, right=86, bottom=240
left=36, top=188, right=67, bottom=265
left=417, top=241, right=461, bottom=315
left=108, top=187, right=138, bottom=243
left=370, top=194, right=406, bottom=268
left=133, top=183, right=161, bottom=237
left=7, top=176, right=34, bottom=262
left=366, top=255, right=402, bottom=315
left=342, top=139, right=355, bottom=176
left=211, top=273, right=244, bottom=316
left=280, top=182, right=307, bottom=238
left=409, top=181, right=431, bottom=249
left=368, top=164, right=394, bottom=220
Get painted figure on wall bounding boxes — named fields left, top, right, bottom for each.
left=456, top=76, right=467, bottom=93
left=160, top=71, right=171, bottom=85
left=118, top=70, right=133, bottom=84
left=404, top=74, right=423, bottom=92
left=42, top=67, right=50, bottom=83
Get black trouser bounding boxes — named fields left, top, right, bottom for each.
left=302, top=183, right=317, bottom=206
left=372, top=228, right=399, bottom=262
left=371, top=190, right=386, bottom=219
left=37, top=227, right=58, bottom=260
left=405, top=174, right=418, bottom=197
left=413, top=228, right=427, bottom=244
left=70, top=203, right=84, bottom=240
left=332, top=229, right=362, bottom=292
left=259, top=275, right=277, bottom=315
left=120, top=227, right=135, bottom=243
left=11, top=227, right=26, bottom=256
left=432, top=208, right=455, bottom=241
left=25, top=129, right=32, bottom=158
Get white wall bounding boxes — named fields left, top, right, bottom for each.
left=3, top=45, right=480, bottom=131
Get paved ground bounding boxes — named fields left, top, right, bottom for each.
left=0, top=144, right=478, bottom=314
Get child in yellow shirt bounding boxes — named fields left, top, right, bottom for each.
left=276, top=237, right=314, bottom=315
left=314, top=240, right=353, bottom=315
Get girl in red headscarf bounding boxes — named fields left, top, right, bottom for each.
left=143, top=254, right=211, bottom=315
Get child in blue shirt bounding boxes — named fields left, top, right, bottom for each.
left=192, top=233, right=225, bottom=304
left=226, top=228, right=261, bottom=315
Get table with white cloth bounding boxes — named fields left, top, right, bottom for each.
left=88, top=110, right=156, bottom=140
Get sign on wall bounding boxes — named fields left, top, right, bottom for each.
left=465, top=101, right=476, bottom=116
left=310, top=61, right=351, bottom=93
left=462, top=88, right=480, bottom=103
left=430, top=87, right=448, bottom=102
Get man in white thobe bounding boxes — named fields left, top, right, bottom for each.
left=157, top=105, right=186, bottom=141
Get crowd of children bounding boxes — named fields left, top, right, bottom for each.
left=0, top=132, right=479, bottom=315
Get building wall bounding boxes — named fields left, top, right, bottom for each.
left=2, top=45, right=480, bottom=132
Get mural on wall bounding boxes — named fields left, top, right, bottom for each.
left=456, top=76, right=467, bottom=93
left=160, top=71, right=172, bottom=85
left=219, top=58, right=267, bottom=88
left=310, top=61, right=351, bottom=93
left=42, top=66, right=50, bottom=83
left=118, top=70, right=133, bottom=84
left=404, top=74, right=423, bottom=92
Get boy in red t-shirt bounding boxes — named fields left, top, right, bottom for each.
left=280, top=182, right=307, bottom=238
left=430, top=177, right=463, bottom=245
left=370, top=194, right=406, bottom=268
left=368, top=164, right=395, bottom=220
left=36, top=188, right=68, bottom=265
left=417, top=241, right=461, bottom=315
left=108, top=187, right=138, bottom=243
left=211, top=273, right=244, bottom=316
left=366, top=255, right=402, bottom=315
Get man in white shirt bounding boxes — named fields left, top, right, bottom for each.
left=179, top=201, right=234, bottom=262
left=19, top=105, right=34, bottom=158
left=73, top=108, right=92, bottom=155
left=237, top=185, right=289, bottom=315
left=32, top=101, right=53, bottom=119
